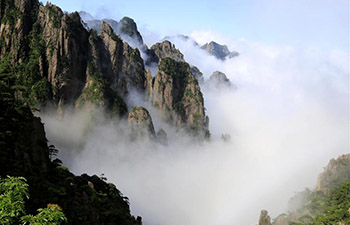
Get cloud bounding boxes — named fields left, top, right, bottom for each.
left=41, top=31, right=349, bottom=225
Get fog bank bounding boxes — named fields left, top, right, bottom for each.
left=41, top=35, right=349, bottom=225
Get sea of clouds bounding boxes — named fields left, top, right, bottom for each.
left=41, top=26, right=349, bottom=225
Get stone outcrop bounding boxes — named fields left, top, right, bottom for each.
left=100, top=21, right=146, bottom=97
left=128, top=106, right=156, bottom=139
left=191, top=66, right=204, bottom=84
left=149, top=40, right=185, bottom=64
left=258, top=210, right=271, bottom=225
left=0, top=0, right=35, bottom=62
left=316, top=154, right=350, bottom=195
left=207, top=71, right=233, bottom=88
left=147, top=57, right=209, bottom=138
left=0, top=73, right=142, bottom=224
left=79, top=12, right=143, bottom=46
left=0, top=2, right=148, bottom=116
left=267, top=154, right=350, bottom=225
left=118, top=16, right=143, bottom=45
left=201, top=41, right=239, bottom=60
left=37, top=3, right=89, bottom=108
left=1, top=1, right=211, bottom=138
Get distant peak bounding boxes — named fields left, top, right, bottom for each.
left=79, top=11, right=95, bottom=21
left=201, top=41, right=239, bottom=60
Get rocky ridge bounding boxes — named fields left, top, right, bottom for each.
left=79, top=11, right=144, bottom=47
left=261, top=154, right=350, bottom=225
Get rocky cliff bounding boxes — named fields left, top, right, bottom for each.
left=0, top=61, right=141, bottom=224
left=0, top=1, right=149, bottom=117
left=128, top=106, right=156, bottom=140
left=149, top=40, right=185, bottom=63
left=267, top=154, right=350, bottom=225
left=0, top=0, right=209, bottom=137
left=147, top=57, right=209, bottom=138
left=79, top=12, right=143, bottom=46
left=316, top=154, right=350, bottom=195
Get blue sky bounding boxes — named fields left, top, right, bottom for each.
left=43, top=0, right=349, bottom=50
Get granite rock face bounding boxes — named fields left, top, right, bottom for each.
left=147, top=57, right=209, bottom=138
left=37, top=4, right=89, bottom=109
left=118, top=16, right=143, bottom=45
left=79, top=12, right=143, bottom=46
left=149, top=40, right=185, bottom=63
left=100, top=21, right=146, bottom=97
left=1, top=1, right=211, bottom=138
left=316, top=154, right=350, bottom=195
left=128, top=106, right=156, bottom=139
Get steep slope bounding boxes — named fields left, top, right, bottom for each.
left=79, top=12, right=144, bottom=47
left=1, top=1, right=210, bottom=138
left=149, top=40, right=185, bottom=63
left=147, top=57, right=209, bottom=138
left=0, top=64, right=142, bottom=224
left=128, top=106, right=156, bottom=140
left=0, top=1, right=148, bottom=117
left=270, top=154, right=350, bottom=225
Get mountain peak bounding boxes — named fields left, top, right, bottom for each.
left=201, top=41, right=239, bottom=60
left=79, top=10, right=95, bottom=21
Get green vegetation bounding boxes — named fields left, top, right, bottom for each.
left=0, top=176, right=67, bottom=225
left=76, top=62, right=128, bottom=117
left=118, top=17, right=142, bottom=43
left=278, top=156, right=350, bottom=225
left=0, top=57, right=141, bottom=224
left=290, top=182, right=350, bottom=225
left=158, top=57, right=208, bottom=137
left=46, top=4, right=63, bottom=28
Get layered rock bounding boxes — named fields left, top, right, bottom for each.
left=128, top=106, right=156, bottom=139
left=201, top=41, right=239, bottom=60
left=147, top=57, right=209, bottom=138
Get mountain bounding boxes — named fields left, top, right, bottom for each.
left=201, top=41, right=239, bottom=60
left=0, top=47, right=141, bottom=225
left=0, top=0, right=211, bottom=223
left=207, top=71, right=234, bottom=88
left=79, top=11, right=144, bottom=47
left=79, top=10, right=95, bottom=21
left=259, top=154, right=350, bottom=225
left=163, top=35, right=239, bottom=61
